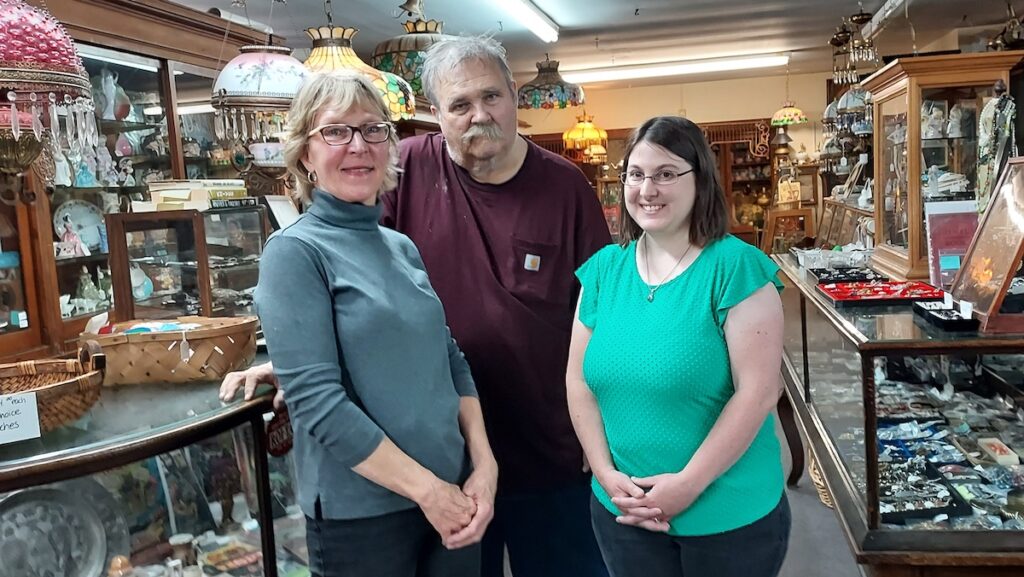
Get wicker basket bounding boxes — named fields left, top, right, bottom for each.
left=79, top=316, right=257, bottom=386
left=0, top=342, right=106, bottom=432
left=808, top=448, right=835, bottom=509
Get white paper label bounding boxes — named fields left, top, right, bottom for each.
left=0, top=392, right=41, bottom=444
left=959, top=300, right=974, bottom=319
left=943, top=291, right=953, bottom=308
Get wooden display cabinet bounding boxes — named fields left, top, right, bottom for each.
left=864, top=51, right=1024, bottom=280
left=705, top=118, right=776, bottom=246
left=0, top=0, right=268, bottom=361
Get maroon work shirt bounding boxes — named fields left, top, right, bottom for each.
left=381, top=133, right=612, bottom=491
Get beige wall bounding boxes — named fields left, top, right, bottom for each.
left=518, top=71, right=831, bottom=155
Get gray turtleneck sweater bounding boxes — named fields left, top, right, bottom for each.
left=254, top=189, right=476, bottom=520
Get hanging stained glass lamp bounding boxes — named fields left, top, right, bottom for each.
left=518, top=56, right=584, bottom=110
left=305, top=26, right=416, bottom=121
left=372, top=14, right=450, bottom=103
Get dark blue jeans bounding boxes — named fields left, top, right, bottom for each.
left=482, top=483, right=609, bottom=577
left=306, top=507, right=481, bottom=577
left=589, top=493, right=790, bottom=577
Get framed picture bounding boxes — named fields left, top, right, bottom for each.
left=950, top=157, right=1024, bottom=332
left=762, top=208, right=815, bottom=254
left=259, top=195, right=302, bottom=231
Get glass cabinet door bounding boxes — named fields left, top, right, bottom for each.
left=47, top=44, right=168, bottom=326
left=878, top=92, right=909, bottom=251
left=916, top=84, right=989, bottom=266
left=0, top=201, right=40, bottom=348
left=203, top=207, right=265, bottom=317
left=169, top=62, right=243, bottom=182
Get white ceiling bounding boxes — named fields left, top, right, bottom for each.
left=170, top=0, right=1020, bottom=88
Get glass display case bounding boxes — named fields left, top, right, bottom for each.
left=40, top=42, right=170, bottom=348
left=105, top=207, right=266, bottom=322
left=0, top=201, right=42, bottom=355
left=865, top=51, right=1024, bottom=281
left=0, top=354, right=306, bottom=577
left=775, top=253, right=1024, bottom=576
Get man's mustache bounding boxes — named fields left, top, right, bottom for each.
left=463, top=122, right=503, bottom=143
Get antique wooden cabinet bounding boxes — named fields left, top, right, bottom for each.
left=864, top=51, right=1024, bottom=280
left=0, top=0, right=268, bottom=361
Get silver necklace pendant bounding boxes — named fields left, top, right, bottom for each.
left=647, top=290, right=655, bottom=302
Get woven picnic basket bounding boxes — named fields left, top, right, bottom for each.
left=79, top=316, right=257, bottom=385
left=0, top=341, right=106, bottom=432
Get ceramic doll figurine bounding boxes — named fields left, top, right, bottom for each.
left=61, top=215, right=90, bottom=257
left=96, top=146, right=120, bottom=187
left=74, top=150, right=99, bottom=188
left=76, top=266, right=105, bottom=302
left=946, top=104, right=963, bottom=138
left=117, top=157, right=136, bottom=187
left=100, top=67, right=118, bottom=120
left=922, top=105, right=945, bottom=139
left=53, top=149, right=73, bottom=187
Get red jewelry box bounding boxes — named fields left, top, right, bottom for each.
left=816, top=280, right=945, bottom=308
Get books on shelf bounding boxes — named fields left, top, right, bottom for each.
left=134, top=179, right=248, bottom=212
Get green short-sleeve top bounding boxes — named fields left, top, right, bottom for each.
left=575, top=234, right=784, bottom=536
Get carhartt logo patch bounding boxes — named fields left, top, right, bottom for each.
left=524, top=254, right=541, bottom=271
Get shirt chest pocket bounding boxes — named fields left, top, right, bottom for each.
left=506, top=236, right=572, bottom=306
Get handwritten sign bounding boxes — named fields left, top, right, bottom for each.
left=0, top=392, right=41, bottom=444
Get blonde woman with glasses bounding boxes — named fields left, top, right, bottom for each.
left=254, top=71, right=496, bottom=577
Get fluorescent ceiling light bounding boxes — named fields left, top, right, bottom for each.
left=497, top=0, right=559, bottom=43
left=562, top=54, right=790, bottom=84
left=80, top=52, right=159, bottom=73
left=143, top=104, right=215, bottom=116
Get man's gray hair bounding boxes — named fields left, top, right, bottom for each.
left=421, top=35, right=516, bottom=106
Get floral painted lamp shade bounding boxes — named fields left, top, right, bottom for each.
left=210, top=45, right=308, bottom=142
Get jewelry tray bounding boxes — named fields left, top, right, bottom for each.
left=816, top=281, right=944, bottom=308
left=808, top=268, right=889, bottom=284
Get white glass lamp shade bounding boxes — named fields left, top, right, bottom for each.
left=212, top=45, right=308, bottom=109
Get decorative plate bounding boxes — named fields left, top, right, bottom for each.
left=0, top=487, right=107, bottom=577
left=53, top=199, right=104, bottom=251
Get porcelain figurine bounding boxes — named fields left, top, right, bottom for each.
left=946, top=104, right=963, bottom=138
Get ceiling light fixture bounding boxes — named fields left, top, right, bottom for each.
left=497, top=0, right=559, bottom=43
left=562, top=54, right=789, bottom=84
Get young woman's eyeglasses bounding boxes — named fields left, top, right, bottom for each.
left=308, top=122, right=392, bottom=146
left=619, top=168, right=694, bottom=186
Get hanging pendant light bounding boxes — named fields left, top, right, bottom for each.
left=563, top=111, right=607, bottom=162
left=0, top=0, right=96, bottom=194
left=372, top=1, right=451, bottom=103
left=518, top=55, right=584, bottom=110
left=211, top=43, right=307, bottom=154
left=304, top=1, right=415, bottom=121
left=771, top=56, right=808, bottom=127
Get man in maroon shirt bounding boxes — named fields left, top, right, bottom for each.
left=222, top=36, right=611, bottom=576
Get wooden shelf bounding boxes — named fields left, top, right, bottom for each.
left=54, top=253, right=110, bottom=267
left=99, top=119, right=161, bottom=136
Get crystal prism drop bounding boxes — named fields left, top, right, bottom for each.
left=31, top=104, right=42, bottom=141
left=9, top=102, right=20, bottom=141
left=214, top=109, right=224, bottom=140
left=241, top=113, right=249, bottom=141
left=231, top=108, right=239, bottom=140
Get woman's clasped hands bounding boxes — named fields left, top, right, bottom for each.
left=596, top=467, right=702, bottom=533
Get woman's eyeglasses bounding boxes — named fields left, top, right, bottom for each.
left=308, top=122, right=392, bottom=146
left=618, top=168, right=694, bottom=186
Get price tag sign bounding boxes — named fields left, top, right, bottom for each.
left=0, top=392, right=41, bottom=444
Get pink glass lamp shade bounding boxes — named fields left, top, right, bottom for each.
left=0, top=0, right=96, bottom=174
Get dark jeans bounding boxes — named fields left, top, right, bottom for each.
left=482, top=483, right=609, bottom=577
left=306, top=506, right=481, bottom=577
left=590, top=493, right=791, bottom=577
